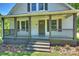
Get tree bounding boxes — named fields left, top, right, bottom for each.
left=0, top=14, right=2, bottom=16
left=69, top=3, right=79, bottom=9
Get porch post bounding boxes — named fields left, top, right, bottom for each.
left=49, top=15, right=52, bottom=39
left=14, top=17, right=17, bottom=38
left=1, top=17, right=4, bottom=38
left=28, top=16, right=31, bottom=39
left=73, top=13, right=77, bottom=40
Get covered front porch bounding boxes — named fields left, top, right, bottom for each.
left=1, top=10, right=77, bottom=44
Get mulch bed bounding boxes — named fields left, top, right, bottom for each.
left=0, top=44, right=79, bottom=56
left=0, top=44, right=27, bottom=52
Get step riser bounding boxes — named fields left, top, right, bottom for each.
left=27, top=45, right=50, bottom=47
left=26, top=48, right=50, bottom=52
left=28, top=44, right=50, bottom=46
left=26, top=41, right=50, bottom=52
left=28, top=43, right=50, bottom=45
left=27, top=47, right=50, bottom=49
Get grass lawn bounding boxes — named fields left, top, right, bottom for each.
left=0, top=51, right=63, bottom=56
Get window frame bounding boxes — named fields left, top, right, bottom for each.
left=26, top=20, right=28, bottom=32
left=38, top=3, right=48, bottom=11
left=31, top=3, right=37, bottom=11
left=17, top=21, right=20, bottom=31
left=21, top=21, right=26, bottom=31
left=47, top=20, right=58, bottom=32
left=58, top=19, right=62, bottom=32
left=51, top=20, right=57, bottom=31
left=17, top=20, right=29, bottom=32
left=39, top=3, right=44, bottom=11
left=27, top=3, right=30, bottom=12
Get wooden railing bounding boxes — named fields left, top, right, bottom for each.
left=4, top=29, right=74, bottom=39
left=4, top=29, right=15, bottom=36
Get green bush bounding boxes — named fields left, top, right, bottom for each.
left=0, top=37, right=3, bottom=44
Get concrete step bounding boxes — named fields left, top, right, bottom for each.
left=28, top=42, right=50, bottom=45
left=27, top=45, right=50, bottom=48
left=30, top=40, right=49, bottom=43
left=26, top=40, right=50, bottom=52
left=26, top=47, right=50, bottom=52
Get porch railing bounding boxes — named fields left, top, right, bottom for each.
left=4, top=29, right=15, bottom=36
left=4, top=29, right=74, bottom=39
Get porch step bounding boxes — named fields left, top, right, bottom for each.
left=26, top=48, right=50, bottom=52
left=26, top=40, right=50, bottom=52
left=27, top=45, right=50, bottom=48
left=28, top=42, right=50, bottom=45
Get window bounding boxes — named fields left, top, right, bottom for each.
left=17, top=21, right=29, bottom=32
left=51, top=20, right=57, bottom=31
left=17, top=21, right=20, bottom=31
left=27, top=3, right=30, bottom=12
left=39, top=3, right=43, bottom=10
left=58, top=19, right=62, bottom=31
left=26, top=21, right=28, bottom=31
left=32, top=3, right=36, bottom=11
left=47, top=20, right=57, bottom=32
left=21, top=21, right=25, bottom=31
left=47, top=20, right=49, bottom=32
left=45, top=3, right=48, bottom=10
left=39, top=3, right=48, bottom=10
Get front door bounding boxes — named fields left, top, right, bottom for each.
left=39, top=20, right=45, bottom=36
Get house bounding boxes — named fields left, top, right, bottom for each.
left=0, top=3, right=78, bottom=46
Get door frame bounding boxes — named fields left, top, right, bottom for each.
left=38, top=20, right=45, bottom=36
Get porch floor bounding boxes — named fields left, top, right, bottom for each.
left=4, top=35, right=73, bottom=40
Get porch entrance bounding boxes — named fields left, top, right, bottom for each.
left=39, top=20, right=45, bottom=36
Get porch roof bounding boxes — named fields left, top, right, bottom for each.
left=1, top=10, right=79, bottom=18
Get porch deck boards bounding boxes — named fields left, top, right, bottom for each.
left=4, top=35, right=73, bottom=40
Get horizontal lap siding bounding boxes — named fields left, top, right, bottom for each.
left=48, top=3, right=70, bottom=12
left=9, top=3, right=70, bottom=15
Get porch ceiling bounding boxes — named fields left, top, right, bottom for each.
left=1, top=10, right=79, bottom=18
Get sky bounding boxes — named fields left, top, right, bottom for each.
left=0, top=3, right=15, bottom=15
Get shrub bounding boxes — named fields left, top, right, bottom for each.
left=0, top=37, right=3, bottom=44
